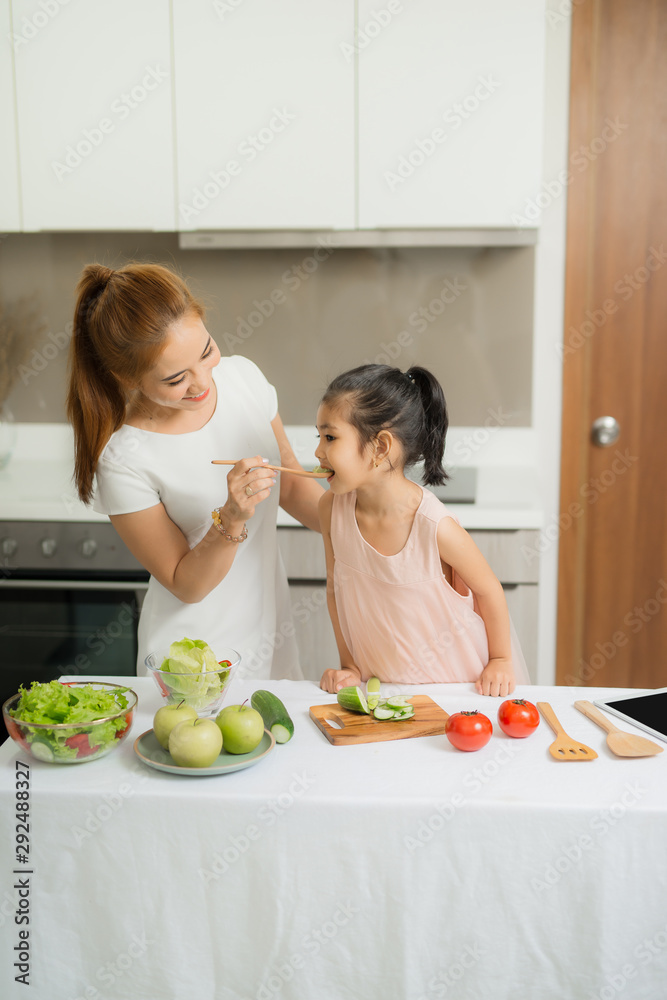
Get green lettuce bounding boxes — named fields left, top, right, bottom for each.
left=159, top=637, right=232, bottom=710
left=11, top=681, right=130, bottom=761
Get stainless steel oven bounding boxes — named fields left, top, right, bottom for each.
left=0, top=521, right=148, bottom=736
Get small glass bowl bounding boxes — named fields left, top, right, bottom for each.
left=145, top=647, right=240, bottom=717
left=2, top=682, right=138, bottom=764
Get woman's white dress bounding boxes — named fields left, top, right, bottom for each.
left=93, top=356, right=301, bottom=679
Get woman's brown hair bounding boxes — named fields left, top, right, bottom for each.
left=66, top=262, right=204, bottom=504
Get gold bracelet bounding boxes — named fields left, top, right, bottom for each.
left=211, top=508, right=248, bottom=543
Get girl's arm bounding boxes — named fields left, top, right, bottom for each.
left=318, top=492, right=363, bottom=693
left=437, top=517, right=516, bottom=697
left=109, top=455, right=275, bottom=604
left=271, top=414, right=323, bottom=532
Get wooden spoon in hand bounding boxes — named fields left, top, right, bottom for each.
left=211, top=460, right=331, bottom=478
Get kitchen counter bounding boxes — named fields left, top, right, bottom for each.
left=1, top=423, right=544, bottom=530
left=1, top=676, right=665, bottom=999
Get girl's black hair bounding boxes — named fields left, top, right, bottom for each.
left=321, top=364, right=449, bottom=485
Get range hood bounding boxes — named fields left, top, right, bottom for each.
left=179, top=229, right=537, bottom=250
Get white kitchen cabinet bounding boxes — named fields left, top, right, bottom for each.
left=13, top=0, right=175, bottom=231
left=357, top=0, right=545, bottom=229
left=172, top=0, right=355, bottom=230
left=0, top=5, right=20, bottom=230
left=278, top=527, right=539, bottom=684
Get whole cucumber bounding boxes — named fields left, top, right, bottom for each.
left=251, top=690, right=294, bottom=744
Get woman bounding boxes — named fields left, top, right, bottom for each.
left=67, top=261, right=323, bottom=678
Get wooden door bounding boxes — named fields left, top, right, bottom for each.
left=557, top=0, right=667, bottom=688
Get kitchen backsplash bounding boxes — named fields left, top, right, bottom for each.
left=0, top=232, right=533, bottom=427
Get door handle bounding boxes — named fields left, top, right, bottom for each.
left=590, top=416, right=620, bottom=447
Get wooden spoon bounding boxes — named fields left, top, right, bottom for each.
left=574, top=700, right=664, bottom=757
left=536, top=702, right=598, bottom=760
left=211, top=460, right=330, bottom=478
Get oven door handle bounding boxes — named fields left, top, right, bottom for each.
left=0, top=578, right=149, bottom=591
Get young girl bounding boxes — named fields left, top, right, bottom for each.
left=316, top=364, right=529, bottom=697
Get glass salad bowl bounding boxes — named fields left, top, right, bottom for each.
left=3, top=681, right=138, bottom=764
left=145, top=646, right=240, bottom=716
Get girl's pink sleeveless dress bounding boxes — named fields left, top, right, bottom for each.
left=331, top=487, right=529, bottom=685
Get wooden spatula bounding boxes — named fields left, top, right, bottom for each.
left=574, top=700, right=664, bottom=757
left=536, top=702, right=598, bottom=761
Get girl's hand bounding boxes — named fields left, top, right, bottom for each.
left=475, top=657, right=516, bottom=698
left=320, top=667, right=362, bottom=694
left=222, top=456, right=277, bottom=523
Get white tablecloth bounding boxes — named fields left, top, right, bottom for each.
left=1, top=677, right=666, bottom=1000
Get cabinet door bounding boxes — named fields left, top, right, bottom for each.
left=173, top=0, right=355, bottom=230
left=13, top=0, right=175, bottom=231
left=0, top=7, right=20, bottom=230
left=358, top=0, right=545, bottom=228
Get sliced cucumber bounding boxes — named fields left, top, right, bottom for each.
left=392, top=707, right=415, bottom=721
left=373, top=706, right=396, bottom=720
left=385, top=696, right=410, bottom=709
left=337, top=686, right=370, bottom=714
left=29, top=739, right=55, bottom=762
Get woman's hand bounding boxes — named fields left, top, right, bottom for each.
left=320, top=666, right=362, bottom=694
left=220, top=456, right=277, bottom=524
left=475, top=657, right=516, bottom=698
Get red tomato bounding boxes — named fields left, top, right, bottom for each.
left=445, top=711, right=493, bottom=752
left=497, top=699, right=540, bottom=738
left=65, top=733, right=101, bottom=758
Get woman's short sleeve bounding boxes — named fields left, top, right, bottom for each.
left=229, top=355, right=278, bottom=422
left=93, top=455, right=160, bottom=516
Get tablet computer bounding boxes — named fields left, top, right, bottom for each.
left=594, top=688, right=667, bottom=744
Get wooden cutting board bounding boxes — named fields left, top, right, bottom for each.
left=309, top=695, right=450, bottom=746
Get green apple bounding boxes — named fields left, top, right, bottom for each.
left=168, top=717, right=223, bottom=767
left=215, top=703, right=265, bottom=754
left=153, top=701, right=198, bottom=749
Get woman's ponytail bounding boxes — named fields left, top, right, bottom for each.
left=67, top=266, right=126, bottom=504
left=66, top=261, right=204, bottom=504
left=406, top=366, right=448, bottom=486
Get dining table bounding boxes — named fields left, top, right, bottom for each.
left=1, top=675, right=666, bottom=1000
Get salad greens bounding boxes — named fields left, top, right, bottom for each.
left=10, top=681, right=131, bottom=762
left=159, top=637, right=233, bottom=711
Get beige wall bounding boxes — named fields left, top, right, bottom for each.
left=0, top=232, right=533, bottom=427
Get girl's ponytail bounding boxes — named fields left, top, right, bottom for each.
left=66, top=261, right=204, bottom=504
left=406, top=366, right=448, bottom=486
